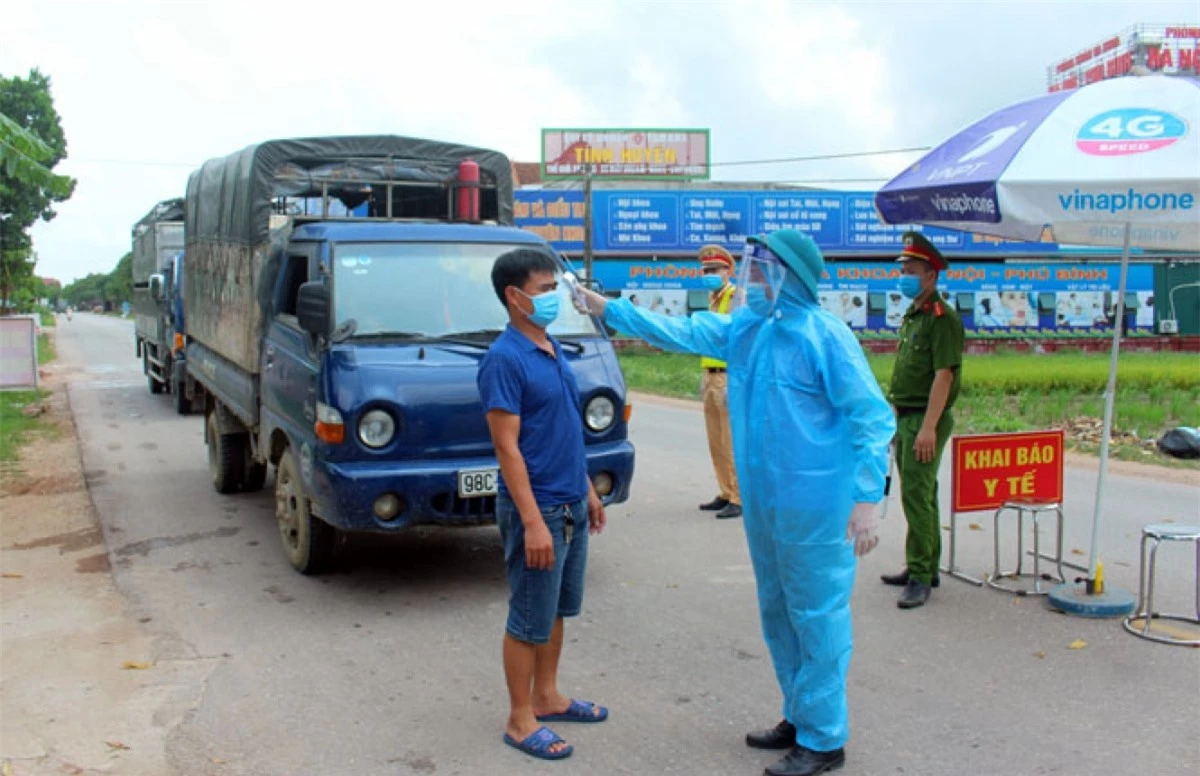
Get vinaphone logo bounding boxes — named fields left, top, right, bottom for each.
left=1076, top=108, right=1187, bottom=156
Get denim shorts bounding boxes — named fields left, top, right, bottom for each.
left=496, top=493, right=589, bottom=645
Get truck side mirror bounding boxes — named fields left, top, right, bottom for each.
left=149, top=274, right=165, bottom=300
left=297, top=280, right=331, bottom=336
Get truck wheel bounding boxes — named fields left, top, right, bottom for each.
left=172, top=371, right=190, bottom=415
left=243, top=461, right=268, bottom=492
left=275, top=449, right=336, bottom=574
left=145, top=353, right=163, bottom=394
left=207, top=410, right=245, bottom=494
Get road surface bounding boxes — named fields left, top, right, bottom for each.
left=53, top=313, right=1200, bottom=775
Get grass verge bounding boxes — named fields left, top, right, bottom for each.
left=38, top=332, right=55, bottom=365
left=0, top=390, right=53, bottom=466
left=617, top=349, right=1200, bottom=468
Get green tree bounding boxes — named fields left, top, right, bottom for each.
left=61, top=251, right=134, bottom=311
left=63, top=272, right=107, bottom=309
left=0, top=68, right=76, bottom=310
left=35, top=276, right=62, bottom=308
left=105, top=252, right=133, bottom=305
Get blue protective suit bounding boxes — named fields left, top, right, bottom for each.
left=605, top=255, right=895, bottom=751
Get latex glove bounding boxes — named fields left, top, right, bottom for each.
left=574, top=286, right=608, bottom=317
left=846, top=502, right=880, bottom=557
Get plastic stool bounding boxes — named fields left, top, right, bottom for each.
left=1123, top=523, right=1200, bottom=647
left=985, top=499, right=1065, bottom=596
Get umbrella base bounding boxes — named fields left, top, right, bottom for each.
left=1047, top=581, right=1135, bottom=619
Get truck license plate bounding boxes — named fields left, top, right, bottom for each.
left=458, top=468, right=498, bottom=498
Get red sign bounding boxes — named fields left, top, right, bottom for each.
left=951, top=430, right=1065, bottom=513
left=1047, top=25, right=1200, bottom=92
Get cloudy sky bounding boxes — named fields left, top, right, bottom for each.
left=4, top=0, right=1194, bottom=283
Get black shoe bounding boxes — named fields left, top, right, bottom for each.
left=897, top=578, right=932, bottom=609
left=716, top=502, right=743, bottom=520
left=765, top=745, right=846, bottom=776
left=699, top=496, right=730, bottom=511
left=746, top=719, right=796, bottom=750
left=880, top=568, right=940, bottom=588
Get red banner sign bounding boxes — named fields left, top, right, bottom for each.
left=1047, top=25, right=1200, bottom=92
left=951, top=430, right=1065, bottom=513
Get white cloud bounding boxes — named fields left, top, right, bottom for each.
left=2, top=0, right=1190, bottom=281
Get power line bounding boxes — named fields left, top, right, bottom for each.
left=706, top=146, right=930, bottom=168
left=68, top=158, right=199, bottom=168
left=776, top=177, right=893, bottom=185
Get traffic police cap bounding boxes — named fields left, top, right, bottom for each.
left=698, top=244, right=735, bottom=270
left=897, top=231, right=948, bottom=272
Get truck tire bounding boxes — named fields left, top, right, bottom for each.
left=274, top=449, right=336, bottom=574
left=145, top=353, right=163, bottom=394
left=243, top=461, right=268, bottom=492
left=207, top=410, right=245, bottom=494
left=172, top=370, right=190, bottom=415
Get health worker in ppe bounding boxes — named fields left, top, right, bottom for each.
left=573, top=230, right=895, bottom=776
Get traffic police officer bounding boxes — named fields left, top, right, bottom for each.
left=883, top=231, right=964, bottom=609
left=697, top=245, right=742, bottom=519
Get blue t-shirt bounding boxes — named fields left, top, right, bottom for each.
left=477, top=325, right=590, bottom=506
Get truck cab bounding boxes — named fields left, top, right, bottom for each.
left=184, top=136, right=635, bottom=573
left=270, top=221, right=631, bottom=529
left=132, top=199, right=190, bottom=411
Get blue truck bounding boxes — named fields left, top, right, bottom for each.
left=183, top=136, right=635, bottom=573
left=132, top=200, right=197, bottom=413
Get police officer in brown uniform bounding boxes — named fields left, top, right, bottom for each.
left=883, top=232, right=964, bottom=609
left=696, top=245, right=742, bottom=520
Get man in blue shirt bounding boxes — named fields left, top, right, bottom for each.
left=477, top=248, right=608, bottom=762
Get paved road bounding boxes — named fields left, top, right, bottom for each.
left=59, top=313, right=1198, bottom=776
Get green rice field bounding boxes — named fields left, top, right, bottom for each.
left=618, top=349, right=1200, bottom=466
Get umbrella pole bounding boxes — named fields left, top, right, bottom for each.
left=1086, top=223, right=1132, bottom=593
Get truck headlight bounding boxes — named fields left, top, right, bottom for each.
left=358, top=409, right=396, bottom=448
left=584, top=396, right=615, bottom=432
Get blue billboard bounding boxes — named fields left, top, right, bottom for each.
left=580, top=257, right=1155, bottom=333
left=514, top=188, right=1139, bottom=256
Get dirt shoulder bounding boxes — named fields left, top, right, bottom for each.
left=1, top=355, right=172, bottom=775
left=628, top=390, right=1200, bottom=487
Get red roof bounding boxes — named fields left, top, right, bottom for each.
left=512, top=162, right=542, bottom=186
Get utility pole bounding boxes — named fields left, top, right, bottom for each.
left=583, top=162, right=594, bottom=285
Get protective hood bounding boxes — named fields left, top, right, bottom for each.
left=754, top=230, right=825, bottom=304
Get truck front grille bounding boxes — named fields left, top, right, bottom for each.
left=429, top=492, right=496, bottom=524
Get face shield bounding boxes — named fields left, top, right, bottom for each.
left=734, top=240, right=788, bottom=317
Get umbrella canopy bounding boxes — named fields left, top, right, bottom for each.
left=876, top=74, right=1200, bottom=251
left=874, top=73, right=1200, bottom=592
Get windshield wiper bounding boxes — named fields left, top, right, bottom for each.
left=426, top=336, right=493, bottom=350
left=417, top=329, right=500, bottom=350
left=344, top=329, right=429, bottom=342
left=440, top=329, right=503, bottom=340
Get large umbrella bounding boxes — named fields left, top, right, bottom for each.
left=875, top=73, right=1200, bottom=594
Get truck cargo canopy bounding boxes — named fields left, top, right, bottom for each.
left=186, top=135, right=513, bottom=246
left=132, top=198, right=185, bottom=238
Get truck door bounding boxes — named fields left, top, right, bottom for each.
left=262, top=245, right=321, bottom=446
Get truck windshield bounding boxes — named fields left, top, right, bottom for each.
left=332, top=243, right=600, bottom=339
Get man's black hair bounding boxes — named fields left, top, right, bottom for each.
left=491, top=248, right=559, bottom=306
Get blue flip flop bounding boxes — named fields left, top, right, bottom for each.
left=502, top=726, right=574, bottom=760
left=536, top=699, right=609, bottom=723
